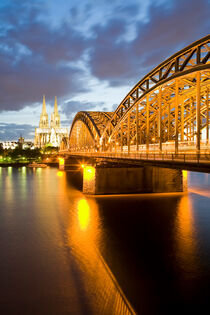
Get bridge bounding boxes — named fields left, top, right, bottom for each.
left=59, top=35, right=210, bottom=194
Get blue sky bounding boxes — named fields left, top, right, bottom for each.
left=0, top=0, right=209, bottom=140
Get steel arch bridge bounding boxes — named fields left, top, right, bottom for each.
left=67, top=35, right=210, bottom=156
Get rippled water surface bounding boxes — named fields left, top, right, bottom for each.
left=0, top=166, right=210, bottom=315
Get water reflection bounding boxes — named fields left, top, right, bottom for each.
left=57, top=170, right=64, bottom=177
left=4, top=170, right=14, bottom=206
left=175, top=193, right=199, bottom=276
left=1, top=167, right=209, bottom=314
left=77, top=199, right=90, bottom=231
left=66, top=192, right=136, bottom=314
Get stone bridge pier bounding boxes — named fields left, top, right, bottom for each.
left=59, top=157, right=187, bottom=194
left=82, top=165, right=187, bottom=195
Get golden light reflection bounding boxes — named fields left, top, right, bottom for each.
left=21, top=166, right=26, bottom=176
left=175, top=194, right=198, bottom=274
left=83, top=165, right=95, bottom=181
left=57, top=171, right=64, bottom=177
left=8, top=166, right=12, bottom=176
left=66, top=195, right=135, bottom=314
left=77, top=199, right=90, bottom=231
left=36, top=167, right=42, bottom=174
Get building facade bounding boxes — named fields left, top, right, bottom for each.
left=34, top=96, right=68, bottom=148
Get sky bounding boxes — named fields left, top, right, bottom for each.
left=0, top=0, right=209, bottom=141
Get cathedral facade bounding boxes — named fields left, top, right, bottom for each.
left=34, top=96, right=68, bottom=148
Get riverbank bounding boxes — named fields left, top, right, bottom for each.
left=0, top=162, right=29, bottom=167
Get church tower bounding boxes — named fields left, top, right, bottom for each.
left=39, top=95, right=49, bottom=128
left=50, top=96, right=60, bottom=128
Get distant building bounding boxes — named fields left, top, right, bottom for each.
left=18, top=135, right=24, bottom=149
left=1, top=141, right=18, bottom=150
left=0, top=140, right=34, bottom=150
left=34, top=96, right=68, bottom=148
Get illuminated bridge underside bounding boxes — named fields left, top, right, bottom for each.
left=69, top=36, right=210, bottom=154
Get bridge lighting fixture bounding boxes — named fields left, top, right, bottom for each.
left=59, top=157, right=64, bottom=166
left=83, top=165, right=95, bottom=181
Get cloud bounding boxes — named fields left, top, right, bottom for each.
left=0, top=122, right=35, bottom=140
left=88, top=0, right=210, bottom=86
left=62, top=100, right=106, bottom=118
left=0, top=0, right=209, bottom=120
left=0, top=0, right=88, bottom=112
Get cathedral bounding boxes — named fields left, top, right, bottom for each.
left=34, top=96, right=68, bottom=148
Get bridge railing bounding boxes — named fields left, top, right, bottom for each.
left=66, top=151, right=210, bottom=164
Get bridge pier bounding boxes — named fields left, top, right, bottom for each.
left=83, top=165, right=187, bottom=195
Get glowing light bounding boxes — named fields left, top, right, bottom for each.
left=77, top=199, right=90, bottom=230
left=182, top=170, right=188, bottom=179
left=59, top=158, right=64, bottom=166
left=81, top=164, right=85, bottom=169
left=83, top=166, right=95, bottom=181
left=57, top=171, right=63, bottom=177
left=182, top=170, right=188, bottom=191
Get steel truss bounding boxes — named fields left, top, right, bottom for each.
left=68, top=35, right=210, bottom=154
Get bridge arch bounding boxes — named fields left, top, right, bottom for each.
left=68, top=35, right=210, bottom=154
left=69, top=111, right=112, bottom=151
left=101, top=35, right=210, bottom=153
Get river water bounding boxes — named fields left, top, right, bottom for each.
left=0, top=166, right=210, bottom=315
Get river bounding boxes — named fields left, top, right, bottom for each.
left=0, top=166, right=210, bottom=314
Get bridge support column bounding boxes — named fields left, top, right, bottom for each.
left=190, top=97, right=193, bottom=141
left=121, top=122, right=123, bottom=152
left=168, top=103, right=171, bottom=141
left=136, top=104, right=139, bottom=151
left=127, top=113, right=130, bottom=154
left=146, top=94, right=150, bottom=152
left=83, top=165, right=187, bottom=195
left=196, top=71, right=201, bottom=153
left=158, top=88, right=162, bottom=152
left=206, top=87, right=209, bottom=144
left=181, top=95, right=184, bottom=141
left=175, top=78, right=179, bottom=155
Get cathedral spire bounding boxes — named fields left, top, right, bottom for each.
left=50, top=96, right=60, bottom=128
left=39, top=95, right=49, bottom=128
left=42, top=95, right=47, bottom=114
left=54, top=96, right=58, bottom=115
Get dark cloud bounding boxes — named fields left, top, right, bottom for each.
left=89, top=0, right=210, bottom=86
left=8, top=21, right=86, bottom=64
left=0, top=123, right=35, bottom=140
left=0, top=0, right=209, bottom=118
left=0, top=53, right=86, bottom=111
left=62, top=100, right=106, bottom=118
left=0, top=0, right=88, bottom=112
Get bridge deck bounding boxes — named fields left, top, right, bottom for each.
left=61, top=151, right=210, bottom=173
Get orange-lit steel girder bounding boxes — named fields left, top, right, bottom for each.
left=68, top=35, right=210, bottom=154
left=101, top=35, right=210, bottom=154
left=69, top=111, right=112, bottom=152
